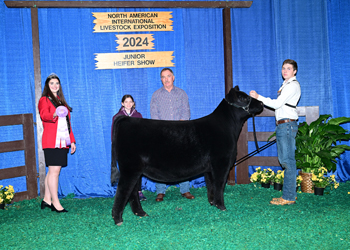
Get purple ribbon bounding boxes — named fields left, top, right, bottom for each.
left=55, top=106, right=71, bottom=147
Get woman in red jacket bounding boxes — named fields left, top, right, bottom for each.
left=38, top=73, right=76, bottom=213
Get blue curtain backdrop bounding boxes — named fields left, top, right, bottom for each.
left=327, top=0, right=350, bottom=181
left=1, top=0, right=350, bottom=197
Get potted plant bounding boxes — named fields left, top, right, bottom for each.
left=296, top=115, right=350, bottom=172
left=271, top=170, right=302, bottom=191
left=295, top=114, right=350, bottom=193
left=250, top=167, right=275, bottom=188
left=0, top=185, right=15, bottom=209
left=273, top=170, right=284, bottom=191
left=311, top=167, right=339, bottom=195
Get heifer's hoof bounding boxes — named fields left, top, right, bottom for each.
left=112, top=216, right=123, bottom=226
left=135, top=211, right=148, bottom=217
left=215, top=204, right=227, bottom=211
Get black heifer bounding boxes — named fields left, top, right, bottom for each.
left=111, top=86, right=263, bottom=225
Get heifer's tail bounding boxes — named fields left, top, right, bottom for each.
left=111, top=116, right=122, bottom=186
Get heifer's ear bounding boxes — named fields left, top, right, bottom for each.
left=227, top=87, right=238, bottom=102
left=233, top=85, right=240, bottom=91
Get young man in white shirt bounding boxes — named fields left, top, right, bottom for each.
left=250, top=59, right=301, bottom=205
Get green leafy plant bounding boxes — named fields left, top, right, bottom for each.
left=250, top=167, right=274, bottom=184
left=295, top=115, right=350, bottom=173
left=311, top=167, right=339, bottom=189
left=0, top=185, right=15, bottom=204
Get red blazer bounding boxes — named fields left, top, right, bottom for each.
left=38, top=96, right=76, bottom=149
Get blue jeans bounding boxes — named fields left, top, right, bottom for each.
left=276, top=120, right=298, bottom=201
left=156, top=181, right=190, bottom=194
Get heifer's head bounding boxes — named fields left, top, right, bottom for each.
left=225, top=86, right=263, bottom=117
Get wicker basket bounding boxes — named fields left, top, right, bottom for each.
left=299, top=171, right=314, bottom=193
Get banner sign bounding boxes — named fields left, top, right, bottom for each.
left=94, top=51, right=174, bottom=69
left=93, top=12, right=173, bottom=32
left=116, top=34, right=154, bottom=51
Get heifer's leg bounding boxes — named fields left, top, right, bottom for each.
left=112, top=176, right=129, bottom=225
left=112, top=172, right=142, bottom=225
left=212, top=180, right=227, bottom=211
left=211, top=159, right=233, bottom=211
left=129, top=177, right=148, bottom=217
left=204, top=172, right=214, bottom=205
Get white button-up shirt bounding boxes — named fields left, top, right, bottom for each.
left=257, top=76, right=301, bottom=121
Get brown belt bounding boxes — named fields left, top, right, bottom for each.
left=277, top=119, right=296, bottom=125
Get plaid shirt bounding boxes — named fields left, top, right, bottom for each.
left=150, top=86, right=190, bottom=121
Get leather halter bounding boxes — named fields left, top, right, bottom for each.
left=224, top=96, right=252, bottom=114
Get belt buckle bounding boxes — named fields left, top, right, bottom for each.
left=277, top=119, right=287, bottom=125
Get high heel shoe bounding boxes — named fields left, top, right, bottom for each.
left=51, top=204, right=68, bottom=213
left=41, top=200, right=52, bottom=210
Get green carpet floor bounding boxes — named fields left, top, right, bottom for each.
left=1, top=182, right=350, bottom=249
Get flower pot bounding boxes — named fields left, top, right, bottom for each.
left=0, top=203, right=4, bottom=210
left=314, top=187, right=325, bottom=196
left=274, top=183, right=283, bottom=191
left=299, top=171, right=314, bottom=193
left=261, top=183, right=270, bottom=188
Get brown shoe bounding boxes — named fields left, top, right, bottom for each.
left=181, top=192, right=195, bottom=200
left=270, top=197, right=295, bottom=205
left=156, top=193, right=165, bottom=202
left=272, top=197, right=297, bottom=201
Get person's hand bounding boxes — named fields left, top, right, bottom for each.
left=70, top=142, right=76, bottom=154
left=53, top=112, right=57, bottom=119
left=250, top=90, right=259, bottom=99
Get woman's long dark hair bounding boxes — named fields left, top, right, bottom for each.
left=41, top=74, right=72, bottom=112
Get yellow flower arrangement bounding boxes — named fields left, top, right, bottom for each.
left=0, top=185, right=15, bottom=204
left=256, top=169, right=303, bottom=186
left=250, top=167, right=275, bottom=184
left=274, top=170, right=284, bottom=184
left=311, top=167, right=339, bottom=189
left=296, top=175, right=303, bottom=187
